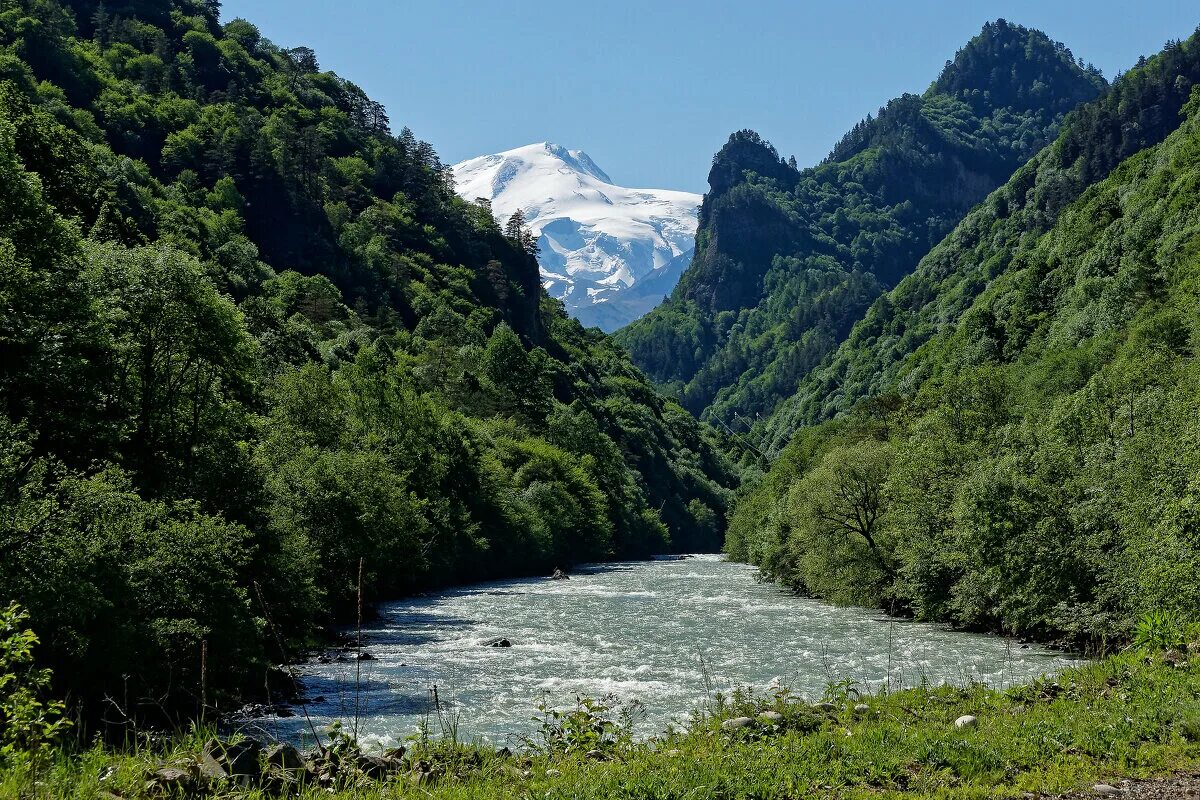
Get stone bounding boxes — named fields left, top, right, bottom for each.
left=223, top=740, right=262, bottom=778
left=721, top=716, right=754, bottom=731
left=152, top=767, right=192, bottom=787
left=759, top=710, right=784, bottom=723
left=197, top=747, right=227, bottom=782
left=585, top=749, right=605, bottom=760
left=853, top=703, right=871, bottom=715
left=266, top=743, right=303, bottom=771
left=484, top=637, right=512, bottom=647
left=355, top=651, right=376, bottom=661
left=815, top=702, right=837, bottom=712
left=954, top=715, right=978, bottom=729
left=546, top=768, right=562, bottom=777
left=551, top=568, right=570, bottom=580
left=1092, top=785, right=1122, bottom=796
left=666, top=749, right=683, bottom=756
left=357, top=754, right=396, bottom=778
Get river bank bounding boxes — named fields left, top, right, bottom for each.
left=5, top=647, right=1197, bottom=799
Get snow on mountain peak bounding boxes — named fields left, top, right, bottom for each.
left=452, top=143, right=699, bottom=331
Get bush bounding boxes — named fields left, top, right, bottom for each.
left=0, top=603, right=69, bottom=766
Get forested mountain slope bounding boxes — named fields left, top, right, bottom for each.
left=616, top=20, right=1105, bottom=436
left=0, top=0, right=736, bottom=721
left=764, top=30, right=1200, bottom=448
left=727, top=30, right=1200, bottom=646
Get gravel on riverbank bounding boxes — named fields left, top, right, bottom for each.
left=1053, top=773, right=1200, bottom=799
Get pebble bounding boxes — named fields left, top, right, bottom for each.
left=815, top=702, right=838, bottom=712
left=853, top=703, right=871, bottom=715
left=954, top=715, right=978, bottom=729
left=545, top=769, right=562, bottom=777
left=1092, top=784, right=1122, bottom=796
left=759, top=710, right=784, bottom=723
left=721, top=716, right=754, bottom=730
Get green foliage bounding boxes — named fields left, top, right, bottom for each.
left=0, top=603, right=69, bottom=765
left=1133, top=611, right=1195, bottom=653
left=618, top=20, right=1106, bottom=439
left=0, top=0, right=737, bottom=724
left=531, top=695, right=641, bottom=758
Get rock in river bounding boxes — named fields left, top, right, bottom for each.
left=484, top=637, right=512, bottom=648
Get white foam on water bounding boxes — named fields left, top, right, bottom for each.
left=270, top=556, right=1081, bottom=746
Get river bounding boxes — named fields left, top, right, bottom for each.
left=258, top=555, right=1079, bottom=749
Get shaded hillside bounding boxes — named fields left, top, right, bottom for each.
left=616, top=20, right=1105, bottom=437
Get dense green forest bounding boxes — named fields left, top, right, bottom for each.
left=0, top=0, right=737, bottom=723
left=615, top=20, right=1106, bottom=441
left=727, top=30, right=1200, bottom=647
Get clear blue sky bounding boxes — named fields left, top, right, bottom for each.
left=220, top=0, right=1197, bottom=193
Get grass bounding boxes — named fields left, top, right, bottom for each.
left=3, top=650, right=1199, bottom=799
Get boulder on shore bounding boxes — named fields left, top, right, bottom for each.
left=266, top=743, right=303, bottom=771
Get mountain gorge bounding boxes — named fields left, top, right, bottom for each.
left=616, top=20, right=1106, bottom=438
left=452, top=143, right=700, bottom=331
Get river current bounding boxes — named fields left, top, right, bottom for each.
left=262, top=555, right=1078, bottom=749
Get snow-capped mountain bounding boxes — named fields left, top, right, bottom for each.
left=452, top=143, right=700, bottom=331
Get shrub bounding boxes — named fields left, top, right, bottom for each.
left=0, top=602, right=69, bottom=766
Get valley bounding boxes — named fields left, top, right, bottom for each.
left=1, top=2, right=1199, bottom=798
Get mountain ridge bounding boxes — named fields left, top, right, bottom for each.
left=616, top=19, right=1107, bottom=432
left=727, top=28, right=1200, bottom=644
